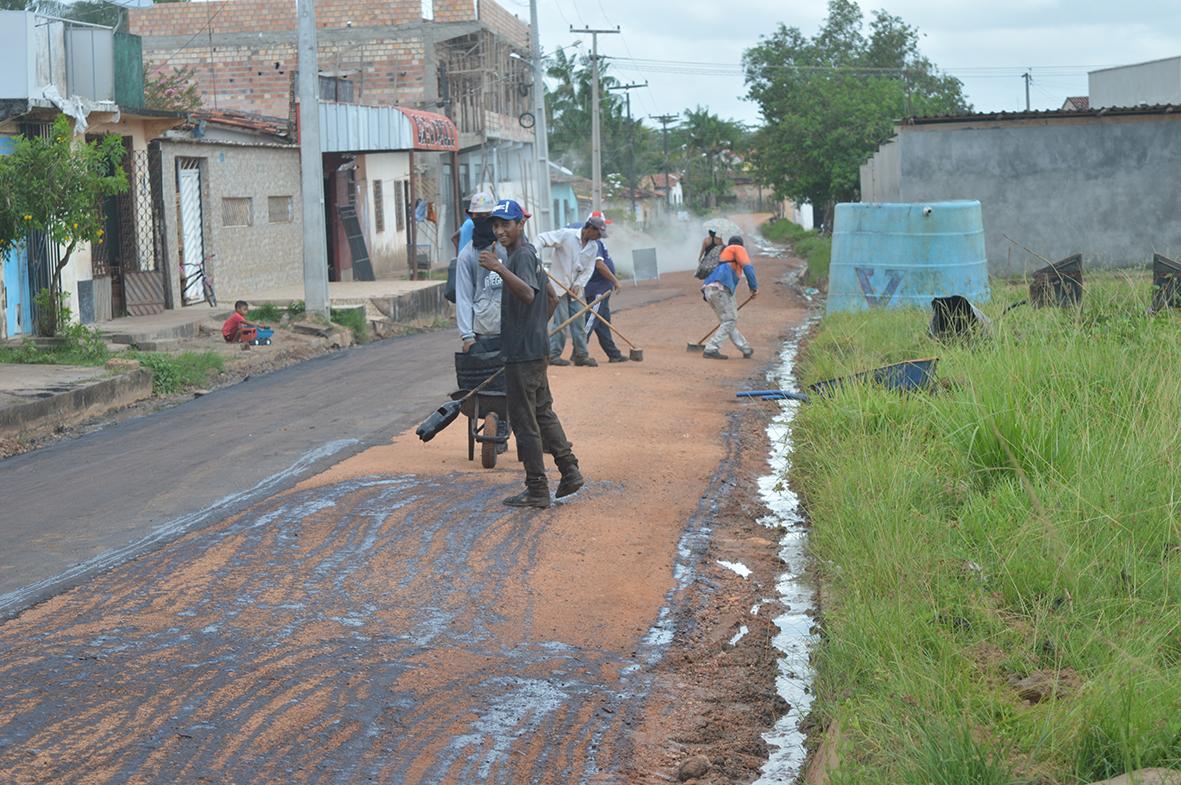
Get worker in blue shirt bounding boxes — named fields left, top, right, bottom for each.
left=582, top=238, right=627, bottom=362
left=700, top=235, right=758, bottom=360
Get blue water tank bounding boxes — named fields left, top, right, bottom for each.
left=826, top=201, right=990, bottom=314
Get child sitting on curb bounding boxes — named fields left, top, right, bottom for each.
left=222, top=300, right=262, bottom=348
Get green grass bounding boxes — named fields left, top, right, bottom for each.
left=796, top=274, right=1181, bottom=784
left=247, top=303, right=284, bottom=323
left=126, top=351, right=225, bottom=395
left=762, top=217, right=831, bottom=286
left=330, top=307, right=369, bottom=345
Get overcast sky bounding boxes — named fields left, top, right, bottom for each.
left=516, top=0, right=1181, bottom=129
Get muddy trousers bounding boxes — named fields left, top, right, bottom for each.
left=505, top=359, right=578, bottom=493
left=703, top=287, right=750, bottom=353
left=548, top=294, right=591, bottom=360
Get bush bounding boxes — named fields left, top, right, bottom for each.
left=129, top=351, right=224, bottom=395
left=330, top=307, right=369, bottom=345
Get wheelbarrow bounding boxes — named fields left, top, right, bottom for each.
left=452, top=349, right=510, bottom=469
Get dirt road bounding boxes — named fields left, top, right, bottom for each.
left=0, top=237, right=810, bottom=784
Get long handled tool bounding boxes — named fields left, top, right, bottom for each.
left=687, top=293, right=755, bottom=351
left=546, top=271, right=644, bottom=362
left=551, top=292, right=608, bottom=335
left=416, top=368, right=505, bottom=442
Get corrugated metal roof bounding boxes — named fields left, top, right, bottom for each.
left=906, top=103, right=1181, bottom=126
left=317, top=102, right=459, bottom=153
left=319, top=102, right=414, bottom=153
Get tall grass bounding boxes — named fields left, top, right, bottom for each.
left=796, top=274, right=1181, bottom=783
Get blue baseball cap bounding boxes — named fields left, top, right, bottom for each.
left=489, top=199, right=526, bottom=221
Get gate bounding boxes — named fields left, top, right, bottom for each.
left=92, top=147, right=168, bottom=317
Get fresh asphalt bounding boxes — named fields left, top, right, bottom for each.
left=0, top=329, right=458, bottom=618
left=0, top=285, right=681, bottom=619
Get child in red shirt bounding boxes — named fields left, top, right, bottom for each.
left=222, top=300, right=260, bottom=345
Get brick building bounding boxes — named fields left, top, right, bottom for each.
left=128, top=0, right=540, bottom=273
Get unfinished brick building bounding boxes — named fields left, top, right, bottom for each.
left=129, top=0, right=539, bottom=276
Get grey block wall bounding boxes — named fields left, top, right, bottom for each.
left=862, top=113, right=1181, bottom=275
left=156, top=139, right=303, bottom=306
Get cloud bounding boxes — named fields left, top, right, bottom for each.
left=535, top=0, right=1181, bottom=125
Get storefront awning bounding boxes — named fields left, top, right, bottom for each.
left=317, top=102, right=458, bottom=153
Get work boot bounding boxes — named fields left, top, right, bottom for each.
left=608, top=354, right=629, bottom=363
left=503, top=489, right=551, bottom=509
left=573, top=355, right=599, bottom=367
left=556, top=465, right=584, bottom=498
left=549, top=356, right=572, bottom=367
left=703, top=349, right=729, bottom=360
left=741, top=348, right=754, bottom=359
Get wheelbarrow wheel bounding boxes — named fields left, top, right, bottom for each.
left=481, top=412, right=499, bottom=469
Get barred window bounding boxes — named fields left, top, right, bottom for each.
left=268, top=196, right=294, bottom=224
left=394, top=183, right=405, bottom=233
left=222, top=197, right=253, bottom=227
left=373, top=181, right=385, bottom=233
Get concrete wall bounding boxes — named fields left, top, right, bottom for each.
left=860, top=137, right=901, bottom=202
left=887, top=114, right=1181, bottom=274
left=1090, top=57, right=1181, bottom=109
left=156, top=139, right=303, bottom=305
left=358, top=151, right=411, bottom=277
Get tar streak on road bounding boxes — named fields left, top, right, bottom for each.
left=0, top=475, right=649, bottom=785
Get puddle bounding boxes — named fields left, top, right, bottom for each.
left=717, top=560, right=752, bottom=579
left=752, top=321, right=820, bottom=784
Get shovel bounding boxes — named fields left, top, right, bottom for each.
left=687, top=293, right=755, bottom=351
left=546, top=272, right=645, bottom=361
left=416, top=368, right=505, bottom=442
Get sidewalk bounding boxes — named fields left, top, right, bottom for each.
left=0, top=362, right=153, bottom=443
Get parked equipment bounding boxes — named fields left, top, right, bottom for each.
left=686, top=293, right=755, bottom=351
left=1151, top=253, right=1181, bottom=312
left=1030, top=254, right=1083, bottom=308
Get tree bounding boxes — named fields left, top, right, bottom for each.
left=544, top=49, right=657, bottom=186
left=744, top=0, right=969, bottom=229
left=0, top=117, right=128, bottom=336
left=145, top=65, right=203, bottom=113
left=678, top=107, right=748, bottom=211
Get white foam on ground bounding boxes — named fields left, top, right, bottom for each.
left=717, top=560, right=752, bottom=579
left=752, top=320, right=820, bottom=784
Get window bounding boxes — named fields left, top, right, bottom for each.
left=319, top=75, right=355, bottom=103
left=394, top=182, right=406, bottom=233
left=373, top=181, right=385, bottom=233
left=421, top=0, right=434, bottom=20
left=268, top=196, right=294, bottom=224
left=222, top=197, right=253, bottom=227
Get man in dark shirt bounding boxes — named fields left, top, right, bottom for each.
left=480, top=199, right=584, bottom=508
left=582, top=238, right=626, bottom=362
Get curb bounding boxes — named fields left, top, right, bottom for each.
left=0, top=368, right=155, bottom=440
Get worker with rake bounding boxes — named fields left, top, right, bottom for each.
left=700, top=235, right=758, bottom=360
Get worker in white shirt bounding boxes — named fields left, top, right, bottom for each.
left=535, top=215, right=608, bottom=367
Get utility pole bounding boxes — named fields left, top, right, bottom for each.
left=296, top=0, right=330, bottom=317
left=570, top=25, right=619, bottom=212
left=651, top=113, right=678, bottom=208
left=1023, top=70, right=1032, bottom=111
left=528, top=0, right=553, bottom=234
left=608, top=81, right=646, bottom=221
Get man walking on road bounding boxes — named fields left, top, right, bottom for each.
left=480, top=199, right=584, bottom=508
left=537, top=217, right=607, bottom=367
left=700, top=235, right=758, bottom=360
